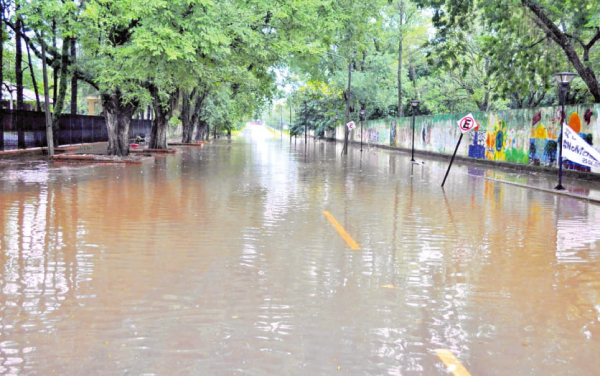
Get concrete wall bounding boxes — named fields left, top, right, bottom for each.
left=335, top=104, right=600, bottom=174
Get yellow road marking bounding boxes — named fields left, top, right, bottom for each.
left=322, top=211, right=361, bottom=250
left=435, top=349, right=473, bottom=376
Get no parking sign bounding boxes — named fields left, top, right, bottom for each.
left=457, top=113, right=477, bottom=133
left=442, top=113, right=478, bottom=187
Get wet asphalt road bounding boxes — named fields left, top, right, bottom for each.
left=0, top=124, right=599, bottom=375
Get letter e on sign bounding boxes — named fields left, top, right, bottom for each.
left=457, top=114, right=477, bottom=134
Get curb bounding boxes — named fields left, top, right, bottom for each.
left=483, top=177, right=600, bottom=205
left=326, top=137, right=600, bottom=182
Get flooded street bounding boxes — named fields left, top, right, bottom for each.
left=1, top=124, right=600, bottom=375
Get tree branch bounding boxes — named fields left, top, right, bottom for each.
left=583, top=27, right=600, bottom=61
left=564, top=32, right=586, bottom=49
left=521, top=0, right=600, bottom=102
left=524, top=36, right=547, bottom=49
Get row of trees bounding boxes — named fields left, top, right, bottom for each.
left=278, top=0, right=599, bottom=151
left=1, top=0, right=331, bottom=155
left=2, top=0, right=598, bottom=156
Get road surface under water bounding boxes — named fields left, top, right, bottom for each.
left=1, top=124, right=599, bottom=375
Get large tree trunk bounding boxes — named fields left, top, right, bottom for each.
left=180, top=89, right=192, bottom=143
left=41, top=35, right=54, bottom=157
left=149, top=105, right=169, bottom=149
left=195, top=119, right=208, bottom=141
left=102, top=90, right=138, bottom=156
left=51, top=38, right=70, bottom=147
left=70, top=39, right=77, bottom=114
left=181, top=88, right=204, bottom=143
left=203, top=121, right=209, bottom=141
left=149, top=86, right=178, bottom=149
left=188, top=89, right=207, bottom=142
left=15, top=6, right=25, bottom=148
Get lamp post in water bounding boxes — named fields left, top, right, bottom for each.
left=553, top=72, right=577, bottom=191
left=410, top=99, right=420, bottom=162
left=360, top=109, right=365, bottom=152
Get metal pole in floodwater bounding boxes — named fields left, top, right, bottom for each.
left=304, top=101, right=308, bottom=154
left=552, top=72, right=577, bottom=191
left=360, top=109, right=365, bottom=152
left=409, top=99, right=420, bottom=162
left=441, top=133, right=463, bottom=187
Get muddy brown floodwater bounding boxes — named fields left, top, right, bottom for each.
left=1, top=124, right=599, bottom=375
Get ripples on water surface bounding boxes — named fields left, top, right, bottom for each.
left=1, top=125, right=599, bottom=375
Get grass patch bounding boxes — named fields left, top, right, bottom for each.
left=265, top=125, right=285, bottom=137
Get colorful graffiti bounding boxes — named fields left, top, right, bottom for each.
left=467, top=114, right=529, bottom=164
left=528, top=111, right=593, bottom=172
left=529, top=123, right=558, bottom=166
left=468, top=131, right=485, bottom=159
left=336, top=104, right=600, bottom=174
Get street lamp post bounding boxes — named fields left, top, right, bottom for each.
left=410, top=100, right=420, bottom=162
left=304, top=101, right=308, bottom=154
left=553, top=72, right=578, bottom=191
left=360, top=109, right=365, bottom=152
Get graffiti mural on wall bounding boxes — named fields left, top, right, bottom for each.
left=529, top=123, right=558, bottom=166
left=529, top=111, right=594, bottom=172
left=468, top=114, right=529, bottom=164
left=337, top=104, right=600, bottom=174
left=468, top=131, right=485, bottom=159
left=465, top=107, right=596, bottom=171
left=367, top=128, right=379, bottom=143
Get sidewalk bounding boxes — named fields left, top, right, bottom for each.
left=454, top=160, right=600, bottom=205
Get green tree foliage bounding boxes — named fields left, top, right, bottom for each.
left=289, top=81, right=343, bottom=137
left=419, top=0, right=600, bottom=103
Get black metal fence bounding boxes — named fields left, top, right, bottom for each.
left=0, top=110, right=152, bottom=151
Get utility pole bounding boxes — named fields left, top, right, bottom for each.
left=342, top=60, right=353, bottom=155
left=304, top=101, right=308, bottom=154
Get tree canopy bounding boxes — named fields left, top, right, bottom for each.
left=2, top=0, right=598, bottom=155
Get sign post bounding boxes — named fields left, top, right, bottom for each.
left=442, top=114, right=477, bottom=187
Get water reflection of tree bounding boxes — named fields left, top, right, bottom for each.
left=0, top=173, right=87, bottom=373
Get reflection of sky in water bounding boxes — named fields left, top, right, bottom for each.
left=556, top=203, right=600, bottom=262
left=3, top=165, right=49, bottom=184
